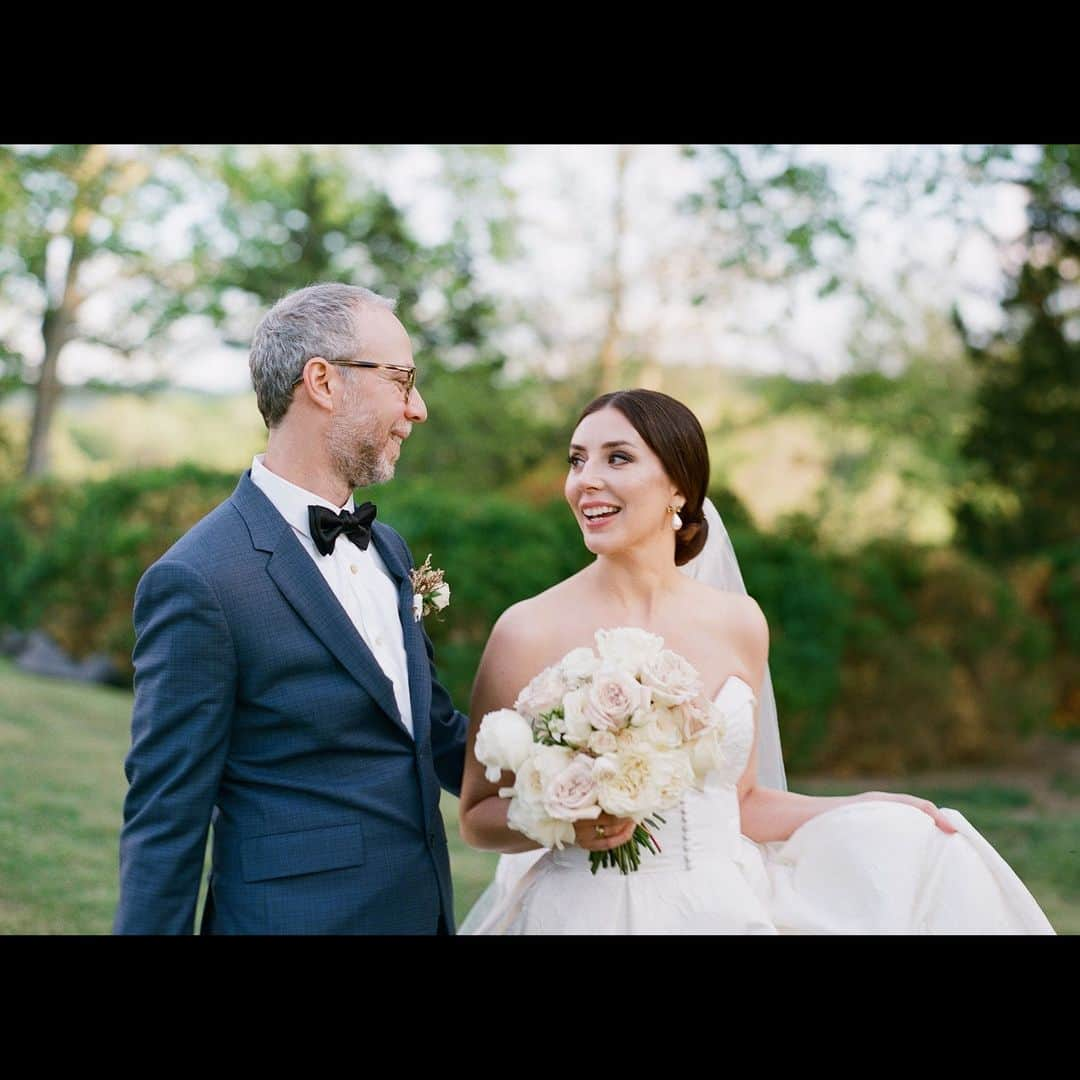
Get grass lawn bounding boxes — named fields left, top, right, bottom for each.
left=0, top=659, right=1074, bottom=934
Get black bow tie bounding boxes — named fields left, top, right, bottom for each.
left=308, top=502, right=377, bottom=556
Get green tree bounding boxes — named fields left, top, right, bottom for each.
left=0, top=145, right=533, bottom=483
left=680, top=145, right=855, bottom=290
left=185, top=146, right=502, bottom=357
left=0, top=145, right=203, bottom=476
left=955, top=144, right=1080, bottom=558
left=186, top=146, right=553, bottom=491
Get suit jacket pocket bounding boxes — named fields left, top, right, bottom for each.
left=241, top=822, right=366, bottom=883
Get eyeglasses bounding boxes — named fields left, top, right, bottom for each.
left=292, top=359, right=417, bottom=400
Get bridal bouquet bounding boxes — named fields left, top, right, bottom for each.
left=474, top=627, right=729, bottom=874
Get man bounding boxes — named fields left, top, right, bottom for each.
left=114, top=283, right=468, bottom=934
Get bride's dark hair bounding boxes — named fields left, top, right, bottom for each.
left=576, top=389, right=710, bottom=566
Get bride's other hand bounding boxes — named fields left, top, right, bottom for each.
left=856, top=791, right=959, bottom=834
left=574, top=814, right=637, bottom=851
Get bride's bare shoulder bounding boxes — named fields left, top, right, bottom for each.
left=486, top=573, right=588, bottom=651
left=475, top=576, right=589, bottom=705
left=685, top=579, right=769, bottom=650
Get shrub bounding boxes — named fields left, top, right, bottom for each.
left=0, top=469, right=1067, bottom=772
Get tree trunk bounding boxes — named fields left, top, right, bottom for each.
left=597, top=148, right=631, bottom=393
left=22, top=146, right=104, bottom=478
left=23, top=305, right=69, bottom=477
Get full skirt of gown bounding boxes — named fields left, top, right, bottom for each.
left=460, top=678, right=1054, bottom=935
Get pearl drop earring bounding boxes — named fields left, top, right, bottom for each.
left=669, top=504, right=683, bottom=531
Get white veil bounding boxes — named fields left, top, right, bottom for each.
left=457, top=495, right=786, bottom=932
left=681, top=496, right=787, bottom=791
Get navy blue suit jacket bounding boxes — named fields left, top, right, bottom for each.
left=114, top=471, right=468, bottom=934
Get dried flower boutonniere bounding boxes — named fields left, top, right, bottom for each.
left=410, top=553, right=450, bottom=622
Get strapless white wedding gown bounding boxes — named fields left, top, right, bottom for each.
left=460, top=677, right=1054, bottom=934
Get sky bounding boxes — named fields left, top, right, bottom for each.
left=7, top=145, right=1032, bottom=394
left=473, top=145, right=1028, bottom=379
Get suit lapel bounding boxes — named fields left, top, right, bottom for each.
left=231, top=473, right=407, bottom=735
left=372, top=524, right=432, bottom=747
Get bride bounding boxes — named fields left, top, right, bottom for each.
left=457, top=389, right=1054, bottom=933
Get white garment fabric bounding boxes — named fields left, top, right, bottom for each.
left=463, top=677, right=1054, bottom=934
left=251, top=454, right=414, bottom=737
left=681, top=496, right=786, bottom=791
left=460, top=495, right=784, bottom=924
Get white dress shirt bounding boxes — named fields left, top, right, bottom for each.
left=251, top=454, right=414, bottom=738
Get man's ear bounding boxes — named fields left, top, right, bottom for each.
left=295, top=357, right=336, bottom=413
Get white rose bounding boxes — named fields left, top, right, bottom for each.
left=675, top=695, right=719, bottom=741
left=507, top=797, right=576, bottom=850
left=628, top=699, right=661, bottom=728
left=560, top=687, right=593, bottom=748
left=690, top=728, right=727, bottom=780
left=592, top=754, right=618, bottom=781
left=560, top=646, right=600, bottom=687
left=594, top=627, right=664, bottom=675
left=640, top=649, right=702, bottom=706
left=587, top=729, right=618, bottom=755
left=474, top=709, right=535, bottom=783
left=634, top=706, right=684, bottom=750
left=514, top=664, right=568, bottom=721
left=595, top=750, right=658, bottom=818
left=532, top=743, right=576, bottom=787
left=431, top=583, right=450, bottom=611
left=508, top=746, right=574, bottom=809
left=650, top=750, right=695, bottom=810
left=584, top=667, right=650, bottom=731
left=508, top=755, right=544, bottom=807
left=543, top=754, right=603, bottom=821
left=616, top=724, right=650, bottom=752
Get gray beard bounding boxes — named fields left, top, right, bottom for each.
left=327, top=411, right=395, bottom=491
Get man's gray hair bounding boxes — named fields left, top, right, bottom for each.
left=249, top=282, right=397, bottom=428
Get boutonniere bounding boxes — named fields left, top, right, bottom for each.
left=409, top=553, right=451, bottom=622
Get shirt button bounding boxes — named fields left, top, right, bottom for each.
left=349, top=564, right=358, bottom=574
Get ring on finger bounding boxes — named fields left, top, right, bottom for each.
left=594, top=823, right=606, bottom=838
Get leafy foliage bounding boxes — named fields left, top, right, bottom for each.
left=957, top=144, right=1080, bottom=558
left=0, top=145, right=510, bottom=477
left=680, top=146, right=854, bottom=283
left=394, top=360, right=565, bottom=492
left=186, top=146, right=504, bottom=368
left=1, top=467, right=1066, bottom=771
left=0, top=465, right=238, bottom=663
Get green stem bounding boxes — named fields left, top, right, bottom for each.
left=589, top=824, right=665, bottom=875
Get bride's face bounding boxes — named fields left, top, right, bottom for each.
left=565, top=407, right=682, bottom=558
